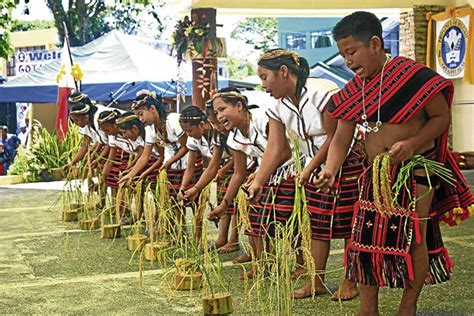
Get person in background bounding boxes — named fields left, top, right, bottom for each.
left=0, top=143, right=12, bottom=175
left=1, top=126, right=21, bottom=171
left=17, top=122, right=30, bottom=148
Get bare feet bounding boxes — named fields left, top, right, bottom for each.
left=218, top=242, right=240, bottom=254
left=233, top=253, right=252, bottom=264
left=293, top=282, right=326, bottom=299
left=331, top=279, right=359, bottom=301
left=239, top=269, right=256, bottom=280
left=291, top=266, right=307, bottom=279
left=209, top=240, right=227, bottom=250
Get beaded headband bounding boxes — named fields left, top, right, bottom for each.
left=130, top=90, right=161, bottom=110
left=180, top=115, right=206, bottom=122
left=258, top=49, right=300, bottom=66
left=116, top=114, right=138, bottom=126
left=97, top=111, right=118, bottom=124
left=210, top=91, right=247, bottom=104
left=137, top=90, right=157, bottom=99
left=70, top=103, right=90, bottom=115
left=131, top=90, right=158, bottom=110
left=68, top=92, right=88, bottom=103
left=131, top=96, right=149, bottom=110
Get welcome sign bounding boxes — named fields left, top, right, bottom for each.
left=15, top=49, right=62, bottom=74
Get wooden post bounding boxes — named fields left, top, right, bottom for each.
left=191, top=8, right=217, bottom=110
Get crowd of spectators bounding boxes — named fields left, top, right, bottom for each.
left=0, top=121, right=28, bottom=175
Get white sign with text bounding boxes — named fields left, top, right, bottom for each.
left=15, top=49, right=62, bottom=74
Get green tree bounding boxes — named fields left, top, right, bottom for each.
left=0, top=0, right=165, bottom=58
left=226, top=57, right=256, bottom=80
left=46, top=0, right=166, bottom=46
left=106, top=3, right=165, bottom=36
left=230, top=17, right=278, bottom=52
left=46, top=0, right=109, bottom=46
left=11, top=20, right=56, bottom=32
left=0, top=0, right=17, bottom=59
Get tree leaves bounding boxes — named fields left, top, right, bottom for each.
left=0, top=0, right=17, bottom=59
left=230, top=17, right=278, bottom=51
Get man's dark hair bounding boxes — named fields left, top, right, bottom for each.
left=332, top=11, right=384, bottom=48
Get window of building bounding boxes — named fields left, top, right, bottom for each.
left=311, top=31, right=333, bottom=48
left=285, top=33, right=306, bottom=50
left=6, top=45, right=46, bottom=77
left=383, top=27, right=400, bottom=56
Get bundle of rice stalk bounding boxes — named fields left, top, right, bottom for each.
left=265, top=225, right=295, bottom=315
left=155, top=171, right=175, bottom=242
left=393, top=153, right=455, bottom=209
left=193, top=183, right=211, bottom=241
left=201, top=218, right=232, bottom=314
left=289, top=138, right=315, bottom=291
left=235, top=188, right=251, bottom=231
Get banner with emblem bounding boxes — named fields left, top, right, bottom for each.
left=427, top=6, right=474, bottom=84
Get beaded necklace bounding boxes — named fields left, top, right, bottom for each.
left=361, top=56, right=390, bottom=133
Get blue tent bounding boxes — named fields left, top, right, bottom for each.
left=0, top=31, right=229, bottom=103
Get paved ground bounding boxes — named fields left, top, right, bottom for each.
left=0, top=183, right=473, bottom=315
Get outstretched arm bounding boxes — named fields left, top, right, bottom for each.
left=207, top=149, right=247, bottom=220
left=65, top=136, right=90, bottom=168
left=300, top=111, right=337, bottom=186
left=178, top=150, right=197, bottom=200
left=315, top=119, right=356, bottom=191
left=247, top=118, right=290, bottom=200
left=184, top=147, right=225, bottom=202
left=119, top=143, right=153, bottom=185
left=161, top=134, right=189, bottom=171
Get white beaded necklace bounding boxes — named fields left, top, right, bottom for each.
left=361, top=56, right=389, bottom=133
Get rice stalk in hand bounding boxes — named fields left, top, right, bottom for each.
left=236, top=188, right=251, bottom=231
left=193, top=183, right=211, bottom=244
left=371, top=152, right=395, bottom=216
left=393, top=154, right=455, bottom=209
left=372, top=152, right=456, bottom=215
left=156, top=170, right=175, bottom=240
left=289, top=137, right=315, bottom=294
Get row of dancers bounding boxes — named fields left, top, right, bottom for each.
left=63, top=13, right=474, bottom=314
left=63, top=48, right=361, bottom=300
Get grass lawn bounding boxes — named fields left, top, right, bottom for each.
left=0, top=187, right=472, bottom=315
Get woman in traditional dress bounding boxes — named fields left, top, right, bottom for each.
left=129, top=91, right=202, bottom=241
left=179, top=104, right=240, bottom=253
left=65, top=91, right=110, bottom=207
left=247, top=49, right=365, bottom=300
left=207, top=88, right=293, bottom=278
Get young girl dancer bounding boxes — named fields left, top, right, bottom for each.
left=179, top=104, right=240, bottom=253
left=130, top=91, right=202, bottom=241
left=247, top=49, right=364, bottom=300
left=66, top=92, right=110, bottom=207
left=65, top=91, right=110, bottom=171
left=206, top=88, right=293, bottom=278
left=116, top=111, right=161, bottom=220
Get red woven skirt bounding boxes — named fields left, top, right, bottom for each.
left=246, top=176, right=295, bottom=238
left=305, top=146, right=365, bottom=240
left=167, top=157, right=204, bottom=199
left=216, top=166, right=236, bottom=215
left=346, top=148, right=454, bottom=288
left=144, top=156, right=161, bottom=189
left=106, top=148, right=130, bottom=189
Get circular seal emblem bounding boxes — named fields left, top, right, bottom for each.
left=16, top=51, right=26, bottom=63
left=437, top=18, right=468, bottom=77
